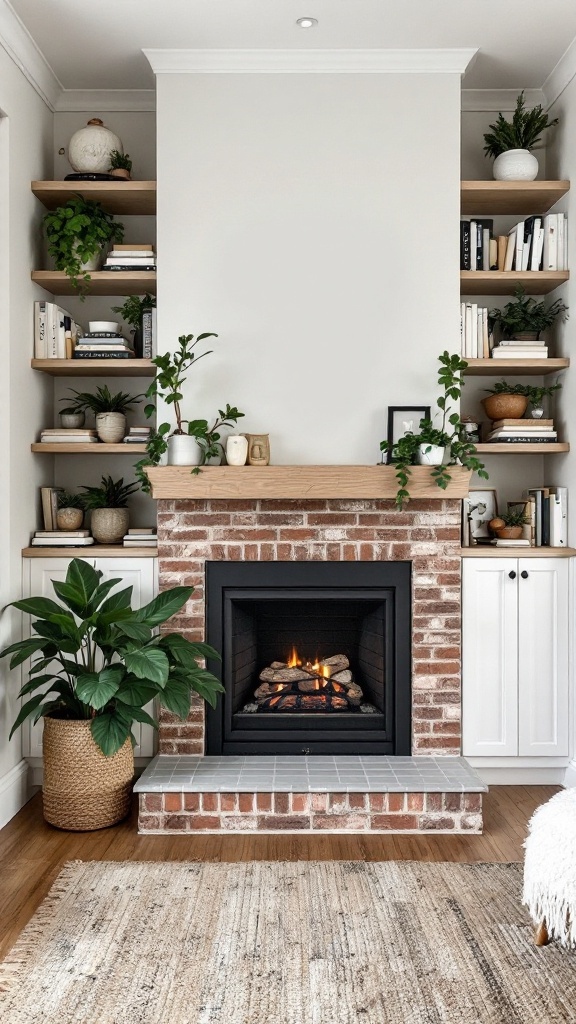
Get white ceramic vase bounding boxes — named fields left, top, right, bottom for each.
left=68, top=119, right=123, bottom=174
left=167, top=434, right=203, bottom=466
left=96, top=411, right=126, bottom=444
left=226, top=435, right=248, bottom=466
left=416, top=443, right=445, bottom=466
left=531, top=406, right=545, bottom=419
left=493, top=149, right=539, bottom=182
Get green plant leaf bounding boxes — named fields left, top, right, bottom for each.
left=9, top=694, right=46, bottom=738
left=160, top=677, right=192, bottom=719
left=133, top=587, right=193, bottom=626
left=124, top=647, right=170, bottom=685
left=0, top=637, right=54, bottom=669
left=90, top=712, right=131, bottom=757
left=115, top=620, right=153, bottom=643
left=115, top=680, right=158, bottom=706
left=160, top=634, right=221, bottom=664
left=66, top=558, right=101, bottom=610
left=115, top=704, right=157, bottom=729
left=76, top=665, right=124, bottom=710
left=9, top=596, right=66, bottom=619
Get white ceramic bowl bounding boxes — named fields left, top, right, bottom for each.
left=89, top=320, right=119, bottom=333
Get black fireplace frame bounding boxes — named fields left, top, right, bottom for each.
left=205, top=561, right=412, bottom=756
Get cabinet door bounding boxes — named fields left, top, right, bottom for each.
left=518, top=558, right=569, bottom=757
left=462, top=558, right=519, bottom=757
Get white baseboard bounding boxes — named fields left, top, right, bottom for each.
left=0, top=760, right=37, bottom=829
left=564, top=760, right=576, bottom=788
left=471, top=767, right=567, bottom=785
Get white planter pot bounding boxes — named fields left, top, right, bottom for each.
left=531, top=406, right=545, bottom=419
left=95, top=411, right=126, bottom=444
left=493, top=149, right=539, bottom=182
left=226, top=435, right=248, bottom=466
left=60, top=412, right=85, bottom=429
left=167, top=434, right=203, bottom=466
left=416, top=443, right=445, bottom=466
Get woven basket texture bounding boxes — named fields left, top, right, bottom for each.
left=43, top=717, right=134, bottom=831
left=90, top=506, right=129, bottom=544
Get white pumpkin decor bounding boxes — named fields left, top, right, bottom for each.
left=68, top=119, right=123, bottom=174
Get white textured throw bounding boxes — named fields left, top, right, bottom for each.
left=523, top=787, right=576, bottom=948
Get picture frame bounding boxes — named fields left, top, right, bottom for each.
left=466, top=488, right=498, bottom=543
left=384, top=406, right=431, bottom=463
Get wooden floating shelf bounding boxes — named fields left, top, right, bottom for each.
left=463, top=358, right=569, bottom=376
left=145, top=465, right=473, bottom=500
left=461, top=271, right=569, bottom=295
left=31, top=180, right=157, bottom=216
left=461, top=180, right=570, bottom=216
left=31, top=443, right=147, bottom=454
left=22, top=546, right=158, bottom=558
left=460, top=546, right=576, bottom=558
left=475, top=443, right=570, bottom=454
left=31, top=358, right=156, bottom=377
left=31, top=271, right=157, bottom=296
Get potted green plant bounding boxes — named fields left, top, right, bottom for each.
left=483, top=92, right=559, bottom=181
left=380, top=352, right=488, bottom=508
left=55, top=490, right=85, bottom=532
left=108, top=149, right=132, bottom=181
left=80, top=475, right=138, bottom=545
left=0, top=558, right=223, bottom=829
left=524, top=381, right=562, bottom=419
left=111, top=293, right=156, bottom=358
left=67, top=385, right=144, bottom=443
left=482, top=380, right=531, bottom=422
left=44, top=195, right=124, bottom=294
left=489, top=288, right=568, bottom=341
left=135, top=332, right=244, bottom=483
left=494, top=506, right=529, bottom=541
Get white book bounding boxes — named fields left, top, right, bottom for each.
left=31, top=537, right=95, bottom=546
left=557, top=214, right=565, bottom=271
left=543, top=214, right=558, bottom=270
left=498, top=338, right=545, bottom=346
left=109, top=249, right=154, bottom=258
left=482, top=307, right=489, bottom=358
left=105, top=257, right=157, bottom=266
left=530, top=224, right=543, bottom=271
left=476, top=307, right=483, bottom=359
left=492, top=539, right=531, bottom=547
left=34, top=300, right=48, bottom=358
left=504, top=229, right=516, bottom=271
left=469, top=302, right=478, bottom=358
left=40, top=435, right=99, bottom=443
left=56, top=307, right=68, bottom=359
left=535, top=226, right=545, bottom=270
left=492, top=348, right=548, bottom=358
left=564, top=215, right=568, bottom=269
left=515, top=222, right=525, bottom=272
left=35, top=530, right=90, bottom=538
left=46, top=302, right=58, bottom=358
left=460, top=302, right=466, bottom=356
left=548, top=487, right=568, bottom=547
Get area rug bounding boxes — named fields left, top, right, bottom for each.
left=1, top=860, right=576, bottom=1023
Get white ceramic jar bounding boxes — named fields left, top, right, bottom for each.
left=68, top=119, right=123, bottom=174
left=226, top=435, right=248, bottom=466
left=493, top=149, right=539, bottom=182
left=167, top=434, right=203, bottom=466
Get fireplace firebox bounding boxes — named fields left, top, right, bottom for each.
left=205, top=561, right=411, bottom=755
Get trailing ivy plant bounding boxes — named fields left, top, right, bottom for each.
left=380, top=352, right=488, bottom=508
left=44, top=195, right=124, bottom=295
left=483, top=92, right=559, bottom=159
left=0, top=558, right=224, bottom=757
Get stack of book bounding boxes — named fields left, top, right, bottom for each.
left=103, top=243, right=156, bottom=272
left=34, top=301, right=83, bottom=359
left=123, top=528, right=157, bottom=548
left=31, top=530, right=94, bottom=548
left=460, top=214, right=568, bottom=272
left=460, top=303, right=491, bottom=358
left=123, top=426, right=152, bottom=445
left=74, top=330, right=135, bottom=361
left=523, top=487, right=568, bottom=547
left=39, top=428, right=99, bottom=444
left=491, top=337, right=548, bottom=360
left=486, top=418, right=558, bottom=445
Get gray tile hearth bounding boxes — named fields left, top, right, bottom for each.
left=135, top=755, right=487, bottom=794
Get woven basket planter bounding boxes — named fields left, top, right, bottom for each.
left=90, top=507, right=129, bottom=545
left=42, top=717, right=134, bottom=831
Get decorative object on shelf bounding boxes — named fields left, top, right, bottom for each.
left=482, top=381, right=530, bottom=421
left=65, top=385, right=144, bottom=444
left=59, top=398, right=85, bottom=430
left=108, top=150, right=132, bottom=181
left=56, top=491, right=84, bottom=531
left=44, top=196, right=124, bottom=295
left=460, top=417, right=481, bottom=444
left=111, top=294, right=156, bottom=359
left=489, top=287, right=568, bottom=341
left=135, top=332, right=244, bottom=489
left=380, top=353, right=487, bottom=508
left=483, top=92, right=559, bottom=181
left=384, top=407, right=431, bottom=462
left=67, top=118, right=123, bottom=175
left=524, top=381, right=562, bottom=419
left=225, top=434, right=248, bottom=466
left=0, top=558, right=223, bottom=829
left=466, top=488, right=498, bottom=544
left=89, top=320, right=120, bottom=333
left=245, top=433, right=270, bottom=466
left=80, top=475, right=138, bottom=544
left=494, top=506, right=529, bottom=540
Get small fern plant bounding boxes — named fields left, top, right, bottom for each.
left=483, top=92, right=559, bottom=159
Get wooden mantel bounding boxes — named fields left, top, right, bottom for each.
left=145, top=465, right=472, bottom=500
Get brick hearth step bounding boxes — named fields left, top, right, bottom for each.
left=135, top=755, right=487, bottom=834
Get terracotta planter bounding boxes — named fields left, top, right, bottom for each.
left=496, top=526, right=523, bottom=540
left=56, top=507, right=84, bottom=531
left=109, top=168, right=131, bottom=180
left=482, top=394, right=529, bottom=422
left=42, top=717, right=133, bottom=831
left=90, top=507, right=129, bottom=545
left=96, top=411, right=126, bottom=443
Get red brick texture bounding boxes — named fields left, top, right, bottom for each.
left=156, top=497, right=462, bottom=756
left=138, top=791, right=482, bottom=833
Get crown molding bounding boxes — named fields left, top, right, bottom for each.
left=144, top=48, right=478, bottom=75
left=0, top=0, right=62, bottom=110
left=543, top=36, right=576, bottom=108
left=54, top=89, right=156, bottom=112
left=461, top=88, right=545, bottom=112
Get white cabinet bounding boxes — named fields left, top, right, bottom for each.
left=21, top=557, right=158, bottom=761
left=462, top=558, right=570, bottom=760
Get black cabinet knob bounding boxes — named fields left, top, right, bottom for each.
left=508, top=571, right=516, bottom=579
left=521, top=570, right=529, bottom=579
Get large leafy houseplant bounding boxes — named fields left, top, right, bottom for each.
left=135, top=332, right=244, bottom=491
left=380, top=352, right=488, bottom=508
left=44, top=195, right=124, bottom=294
left=489, top=288, right=568, bottom=339
left=1, top=558, right=224, bottom=757
left=483, top=93, right=558, bottom=159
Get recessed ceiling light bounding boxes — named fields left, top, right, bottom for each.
left=297, top=17, right=318, bottom=28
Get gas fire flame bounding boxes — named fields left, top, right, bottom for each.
left=280, top=648, right=338, bottom=691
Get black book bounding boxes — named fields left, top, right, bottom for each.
left=475, top=219, right=493, bottom=271
left=73, top=350, right=136, bottom=360
left=460, top=221, right=471, bottom=271
left=83, top=331, right=125, bottom=339
left=492, top=436, right=558, bottom=443
left=101, top=265, right=156, bottom=272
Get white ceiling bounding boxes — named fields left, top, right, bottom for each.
left=7, top=0, right=576, bottom=92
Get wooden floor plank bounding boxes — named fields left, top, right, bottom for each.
left=0, top=787, right=558, bottom=961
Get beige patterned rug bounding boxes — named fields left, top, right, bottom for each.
left=1, top=860, right=575, bottom=1023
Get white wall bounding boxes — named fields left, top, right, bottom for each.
left=0, top=45, right=53, bottom=826
left=156, top=73, right=462, bottom=464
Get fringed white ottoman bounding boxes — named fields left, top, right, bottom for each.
left=523, top=787, right=576, bottom=948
